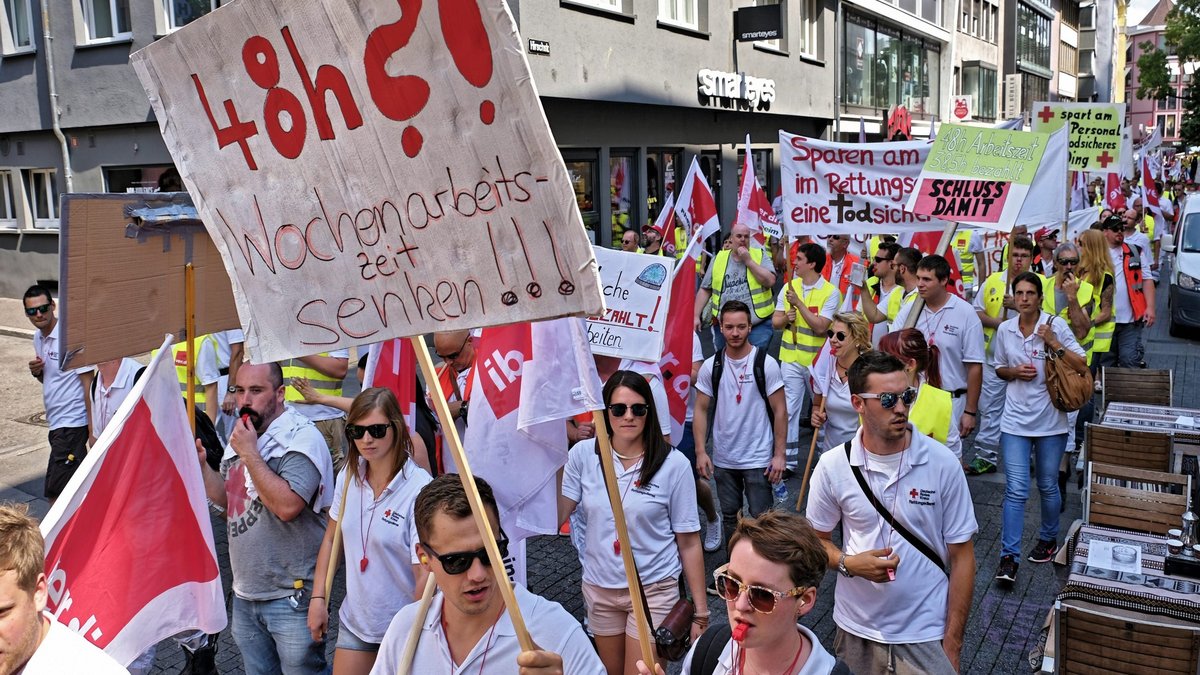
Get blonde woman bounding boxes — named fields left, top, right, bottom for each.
left=1077, top=229, right=1115, bottom=372
left=811, top=312, right=872, bottom=452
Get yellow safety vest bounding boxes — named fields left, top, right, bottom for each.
left=891, top=287, right=917, bottom=326
left=953, top=230, right=975, bottom=286
left=979, top=271, right=1051, bottom=350
left=779, top=278, right=837, bottom=367
left=283, top=353, right=344, bottom=402
left=1090, top=271, right=1116, bottom=355
left=910, top=382, right=952, bottom=444
left=153, top=336, right=216, bottom=405
left=710, top=248, right=775, bottom=320
left=867, top=278, right=904, bottom=321
left=1042, top=278, right=1096, bottom=363
left=1144, top=213, right=1155, bottom=242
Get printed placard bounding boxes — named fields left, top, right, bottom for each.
left=131, top=0, right=603, bottom=363
left=1031, top=102, right=1126, bottom=174
left=587, top=247, right=671, bottom=361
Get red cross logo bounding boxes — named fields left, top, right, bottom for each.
left=1037, top=105, right=1056, bottom=124
left=1096, top=151, right=1114, bottom=168
left=910, top=488, right=919, bottom=499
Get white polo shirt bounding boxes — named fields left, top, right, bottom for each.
left=90, top=358, right=143, bottom=436
left=330, top=459, right=432, bottom=642
left=805, top=427, right=978, bottom=644
left=893, top=294, right=984, bottom=393
left=369, top=583, right=605, bottom=675
left=20, top=617, right=129, bottom=674
left=694, top=347, right=785, bottom=470
left=991, top=312, right=1085, bottom=437
left=810, top=356, right=860, bottom=452
left=678, top=623, right=837, bottom=675
left=562, top=440, right=699, bottom=588
left=33, top=323, right=89, bottom=430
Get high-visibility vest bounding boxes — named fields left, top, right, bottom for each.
left=283, top=353, right=344, bottom=403
left=1117, top=242, right=1148, bottom=321
left=1091, top=271, right=1117, bottom=355
left=1042, top=278, right=1096, bottom=363
left=779, top=277, right=837, bottom=367
left=1144, top=213, right=1155, bottom=241
left=822, top=253, right=860, bottom=297
left=979, top=271, right=1051, bottom=350
left=153, top=336, right=216, bottom=405
left=909, top=382, right=952, bottom=444
left=953, top=230, right=975, bottom=286
left=710, top=248, right=775, bottom=320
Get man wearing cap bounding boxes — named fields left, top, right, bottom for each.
left=1031, top=227, right=1058, bottom=277
left=641, top=225, right=664, bottom=256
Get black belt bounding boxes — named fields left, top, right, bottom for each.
left=219, top=367, right=230, bottom=376
left=951, top=389, right=968, bottom=398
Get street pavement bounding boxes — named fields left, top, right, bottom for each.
left=0, top=278, right=1195, bottom=674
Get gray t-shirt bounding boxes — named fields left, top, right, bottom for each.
left=222, top=451, right=326, bottom=600
left=701, top=252, right=777, bottom=324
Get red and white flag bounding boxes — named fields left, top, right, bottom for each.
left=1106, top=173, right=1127, bottom=211
left=40, top=335, right=226, bottom=666
left=363, top=339, right=418, bottom=433
left=652, top=193, right=679, bottom=257
left=735, top=135, right=783, bottom=246
left=657, top=255, right=697, bottom=441
left=674, top=157, right=721, bottom=255
left=462, top=319, right=603, bottom=569
left=1070, top=171, right=1090, bottom=211
left=1142, top=154, right=1162, bottom=214
left=901, top=231, right=965, bottom=298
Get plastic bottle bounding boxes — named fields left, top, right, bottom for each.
left=773, top=480, right=789, bottom=508
left=288, top=579, right=306, bottom=610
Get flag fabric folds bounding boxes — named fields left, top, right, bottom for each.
left=674, top=157, right=721, bottom=248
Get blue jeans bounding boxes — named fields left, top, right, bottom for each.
left=712, top=320, right=774, bottom=352
left=232, top=594, right=327, bottom=675
left=1097, top=321, right=1144, bottom=369
left=1000, top=432, right=1068, bottom=558
left=714, top=467, right=772, bottom=553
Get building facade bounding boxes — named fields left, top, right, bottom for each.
left=1125, top=0, right=1184, bottom=147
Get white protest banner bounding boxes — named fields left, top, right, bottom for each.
left=779, top=131, right=949, bottom=237
left=588, top=247, right=671, bottom=361
left=906, top=124, right=1069, bottom=231
left=131, top=0, right=603, bottom=363
left=1031, top=102, right=1125, bottom=173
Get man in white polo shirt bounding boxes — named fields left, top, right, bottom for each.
left=806, top=352, right=977, bottom=675
left=371, top=475, right=605, bottom=674
left=892, top=255, right=984, bottom=463
left=24, top=285, right=92, bottom=501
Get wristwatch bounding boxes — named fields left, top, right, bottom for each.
left=837, top=552, right=853, bottom=578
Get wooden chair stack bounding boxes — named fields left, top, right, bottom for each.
left=1099, top=367, right=1174, bottom=412
left=1084, top=424, right=1174, bottom=473
left=1055, top=601, right=1200, bottom=674
left=1085, top=462, right=1192, bottom=536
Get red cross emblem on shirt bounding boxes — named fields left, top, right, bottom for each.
left=910, top=488, right=919, bottom=499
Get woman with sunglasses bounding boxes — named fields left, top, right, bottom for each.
left=992, top=272, right=1087, bottom=585
left=308, top=387, right=433, bottom=675
left=811, top=313, right=873, bottom=452
left=560, top=370, right=708, bottom=675
left=635, top=512, right=839, bottom=675
left=878, top=328, right=954, bottom=446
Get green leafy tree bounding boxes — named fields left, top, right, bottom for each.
left=1136, top=42, right=1171, bottom=101
left=1134, top=1, right=1200, bottom=146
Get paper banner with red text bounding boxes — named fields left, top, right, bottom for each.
left=131, top=0, right=603, bottom=363
left=587, top=246, right=671, bottom=361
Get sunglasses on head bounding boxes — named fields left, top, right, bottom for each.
left=607, top=403, right=649, bottom=418
left=345, top=422, right=394, bottom=440
left=1056, top=257, right=1079, bottom=266
left=421, top=534, right=510, bottom=575
left=24, top=303, right=51, bottom=317
left=857, top=387, right=918, bottom=409
left=712, top=565, right=806, bottom=614
left=826, top=329, right=848, bottom=341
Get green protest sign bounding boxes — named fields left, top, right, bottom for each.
left=1031, top=102, right=1125, bottom=173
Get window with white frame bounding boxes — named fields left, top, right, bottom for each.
left=754, top=0, right=783, bottom=51
left=80, top=0, right=132, bottom=42
left=166, top=0, right=219, bottom=30
left=798, top=0, right=819, bottom=57
left=659, top=0, right=698, bottom=28
left=25, top=169, right=58, bottom=229
left=3, top=0, right=34, bottom=52
left=0, top=171, right=16, bottom=228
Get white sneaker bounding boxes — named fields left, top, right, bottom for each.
left=703, top=515, right=723, bottom=552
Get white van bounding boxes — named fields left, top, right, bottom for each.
left=1166, top=192, right=1200, bottom=336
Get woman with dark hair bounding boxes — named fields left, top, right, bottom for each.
left=992, top=272, right=1087, bottom=586
left=308, top=387, right=433, bottom=674
left=559, top=370, right=708, bottom=675
left=878, top=328, right=954, bottom=446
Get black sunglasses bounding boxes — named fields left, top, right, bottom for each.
left=345, top=422, right=394, bottom=440
left=1056, top=258, right=1079, bottom=266
left=712, top=565, right=805, bottom=614
left=874, top=256, right=893, bottom=263
left=826, top=330, right=848, bottom=341
left=437, top=337, right=470, bottom=362
left=607, top=403, right=649, bottom=418
left=24, top=303, right=51, bottom=317
left=857, top=387, right=918, bottom=409
left=421, top=535, right=510, bottom=575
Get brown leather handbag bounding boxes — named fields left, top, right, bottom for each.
left=1042, top=316, right=1093, bottom=412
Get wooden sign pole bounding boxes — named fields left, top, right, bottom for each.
left=795, top=396, right=826, bottom=511
left=397, top=573, right=438, bottom=674
left=409, top=336, right=535, bottom=651
left=184, top=263, right=196, bottom=435
left=323, top=471, right=353, bottom=606
left=592, top=409, right=658, bottom=668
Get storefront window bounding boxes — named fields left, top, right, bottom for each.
left=875, top=25, right=898, bottom=109
left=647, top=149, right=680, bottom=222
left=563, top=154, right=599, bottom=244
left=609, top=152, right=637, bottom=249
left=961, top=63, right=997, bottom=121
left=844, top=11, right=942, bottom=119
left=844, top=15, right=873, bottom=106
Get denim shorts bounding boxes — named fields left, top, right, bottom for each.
left=335, top=624, right=380, bottom=653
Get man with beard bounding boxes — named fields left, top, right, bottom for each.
left=196, top=362, right=334, bottom=674
left=806, top=352, right=976, bottom=674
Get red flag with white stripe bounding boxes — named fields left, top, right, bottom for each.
left=736, top=135, right=783, bottom=246
left=40, top=335, right=226, bottom=666
left=364, top=339, right=418, bottom=433
left=658, top=256, right=697, bottom=441
left=902, top=231, right=965, bottom=297
left=674, top=157, right=721, bottom=255
left=1106, top=172, right=1127, bottom=211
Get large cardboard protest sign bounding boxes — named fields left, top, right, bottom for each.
left=1032, top=102, right=1125, bottom=173
left=906, top=124, right=1068, bottom=231
left=131, top=0, right=603, bottom=363
left=588, top=247, right=671, bottom=361
left=779, top=132, right=949, bottom=237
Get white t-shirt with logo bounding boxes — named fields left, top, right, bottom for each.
left=991, top=312, right=1085, bottom=436
left=893, top=294, right=984, bottom=393
left=694, top=348, right=784, bottom=469
left=19, top=618, right=129, bottom=674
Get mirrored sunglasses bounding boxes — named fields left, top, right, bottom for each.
left=857, top=387, right=918, bottom=409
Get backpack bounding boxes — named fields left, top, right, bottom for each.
left=709, top=347, right=774, bottom=432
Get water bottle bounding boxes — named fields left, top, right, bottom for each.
left=287, top=579, right=306, bottom=610
left=773, top=480, right=789, bottom=509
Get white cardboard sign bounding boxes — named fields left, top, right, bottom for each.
left=587, top=247, right=671, bottom=361
left=131, top=0, right=603, bottom=363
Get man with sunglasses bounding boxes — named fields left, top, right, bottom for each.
left=432, top=330, right=477, bottom=472
left=23, top=285, right=92, bottom=502
left=806, top=352, right=977, bottom=675
left=857, top=242, right=902, bottom=345
left=372, top=475, right=605, bottom=674
left=1031, top=227, right=1059, bottom=277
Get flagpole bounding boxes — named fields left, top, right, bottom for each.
left=323, top=470, right=353, bottom=608
left=795, top=396, right=825, bottom=511
left=408, top=336, right=535, bottom=652
left=902, top=221, right=960, bottom=329
left=592, top=409, right=658, bottom=669
left=184, top=262, right=196, bottom=435
left=397, top=573, right=437, bottom=674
